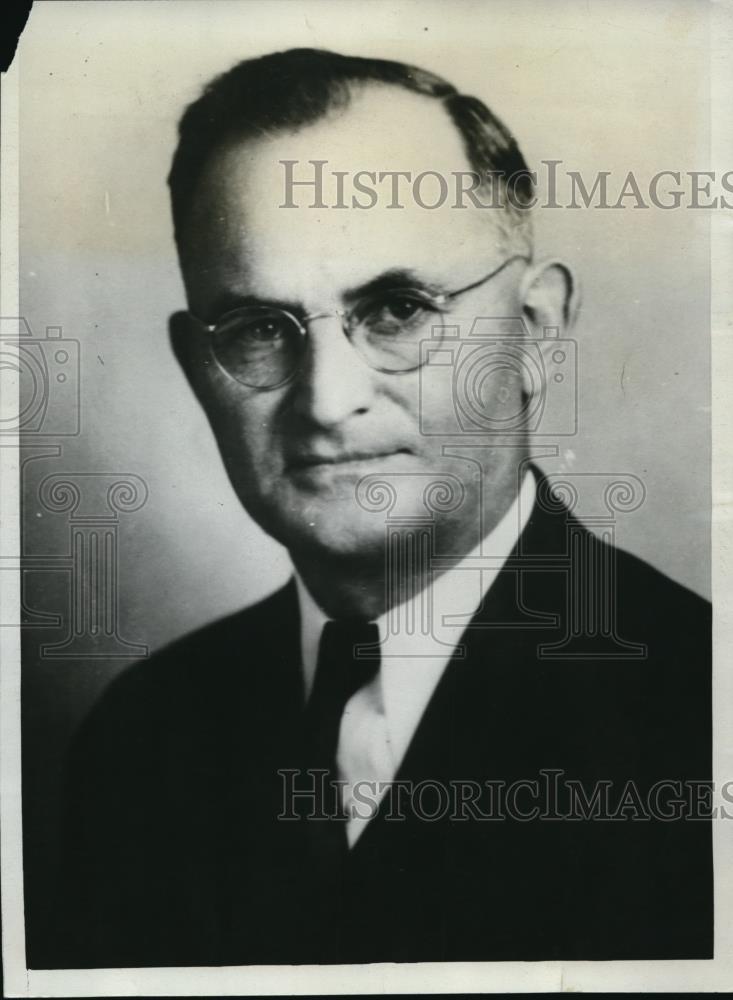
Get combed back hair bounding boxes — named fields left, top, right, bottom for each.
left=168, top=47, right=534, bottom=253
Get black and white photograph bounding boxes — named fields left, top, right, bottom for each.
left=1, top=0, right=731, bottom=994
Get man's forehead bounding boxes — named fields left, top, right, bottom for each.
left=202, top=84, right=472, bottom=188
left=185, top=84, right=506, bottom=300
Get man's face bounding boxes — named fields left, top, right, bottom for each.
left=176, top=85, right=530, bottom=561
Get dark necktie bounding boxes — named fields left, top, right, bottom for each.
left=301, top=619, right=380, bottom=859
left=294, top=620, right=380, bottom=960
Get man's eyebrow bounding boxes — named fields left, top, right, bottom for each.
left=343, top=269, right=445, bottom=302
left=207, top=269, right=446, bottom=318
left=208, top=291, right=301, bottom=317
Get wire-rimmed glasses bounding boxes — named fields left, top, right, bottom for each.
left=188, top=254, right=529, bottom=389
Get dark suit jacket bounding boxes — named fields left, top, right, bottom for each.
left=40, top=493, right=712, bottom=967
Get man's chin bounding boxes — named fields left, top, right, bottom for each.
left=262, top=510, right=388, bottom=562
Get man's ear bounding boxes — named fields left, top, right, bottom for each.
left=519, top=258, right=579, bottom=333
left=517, top=259, right=579, bottom=402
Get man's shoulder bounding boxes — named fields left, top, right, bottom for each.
left=512, top=499, right=711, bottom=743
left=151, top=577, right=298, bottom=668
left=524, top=484, right=710, bottom=633
left=611, top=536, right=709, bottom=615
left=520, top=482, right=709, bottom=648
left=570, top=520, right=710, bottom=674
left=78, top=579, right=299, bottom=741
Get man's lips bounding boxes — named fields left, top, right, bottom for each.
left=286, top=448, right=411, bottom=470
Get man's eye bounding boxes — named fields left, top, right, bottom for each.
left=241, top=317, right=289, bottom=342
left=360, top=293, right=435, bottom=332
left=217, top=313, right=291, bottom=345
left=383, top=295, right=425, bottom=321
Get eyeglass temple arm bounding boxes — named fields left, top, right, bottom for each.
left=441, top=254, right=530, bottom=303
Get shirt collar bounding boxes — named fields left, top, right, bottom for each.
left=293, top=469, right=536, bottom=760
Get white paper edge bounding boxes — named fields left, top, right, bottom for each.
left=2, top=1, right=732, bottom=994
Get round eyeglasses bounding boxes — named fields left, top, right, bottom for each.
left=189, top=254, right=528, bottom=389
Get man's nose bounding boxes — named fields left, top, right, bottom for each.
left=290, top=316, right=376, bottom=426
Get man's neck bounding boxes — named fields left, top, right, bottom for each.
left=291, top=554, right=391, bottom=620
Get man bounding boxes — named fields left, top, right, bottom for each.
left=49, top=48, right=711, bottom=967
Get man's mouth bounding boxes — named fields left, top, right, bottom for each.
left=287, top=448, right=411, bottom=471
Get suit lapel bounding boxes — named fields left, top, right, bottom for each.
left=348, top=494, right=574, bottom=858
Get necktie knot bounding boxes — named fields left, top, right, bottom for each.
left=313, top=619, right=380, bottom=706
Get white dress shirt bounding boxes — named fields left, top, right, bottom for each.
left=293, top=470, right=535, bottom=846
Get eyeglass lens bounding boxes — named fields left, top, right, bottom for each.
left=210, top=291, right=447, bottom=388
